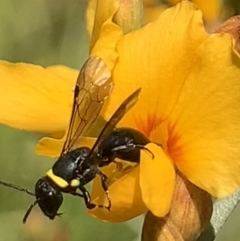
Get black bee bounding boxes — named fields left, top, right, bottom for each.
left=0, top=56, right=151, bottom=223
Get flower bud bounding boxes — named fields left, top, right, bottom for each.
left=215, top=15, right=240, bottom=53
left=142, top=213, right=184, bottom=241
left=114, top=0, right=143, bottom=34
left=142, top=173, right=213, bottom=241
left=169, top=173, right=213, bottom=241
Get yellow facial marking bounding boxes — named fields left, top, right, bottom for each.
left=46, top=169, right=69, bottom=189
left=70, top=179, right=80, bottom=187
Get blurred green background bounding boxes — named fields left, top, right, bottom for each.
left=0, top=1, right=240, bottom=241
left=0, top=1, right=143, bottom=241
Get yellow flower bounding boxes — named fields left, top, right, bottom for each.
left=87, top=1, right=240, bottom=222
left=1, top=0, right=240, bottom=224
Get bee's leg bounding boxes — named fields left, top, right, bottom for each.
left=71, top=192, right=84, bottom=198
left=112, top=160, right=124, bottom=171
left=79, top=186, right=110, bottom=210
left=97, top=171, right=111, bottom=210
left=79, top=187, right=96, bottom=209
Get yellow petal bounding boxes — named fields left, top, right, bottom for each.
left=90, top=21, right=123, bottom=72
left=86, top=0, right=120, bottom=49
left=89, top=163, right=147, bottom=222
left=168, top=33, right=240, bottom=198
left=35, top=136, right=96, bottom=158
left=140, top=143, right=175, bottom=217
left=193, top=0, right=222, bottom=23
left=90, top=18, right=122, bottom=71
left=168, top=0, right=222, bottom=23
left=103, top=1, right=208, bottom=132
left=0, top=61, right=78, bottom=133
left=46, top=65, right=79, bottom=81
left=86, top=0, right=123, bottom=71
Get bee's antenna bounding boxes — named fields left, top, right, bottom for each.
left=0, top=180, right=37, bottom=224
left=0, top=180, right=35, bottom=196
left=23, top=200, right=38, bottom=223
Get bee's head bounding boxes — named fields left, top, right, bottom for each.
left=33, top=177, right=63, bottom=221
left=0, top=178, right=63, bottom=223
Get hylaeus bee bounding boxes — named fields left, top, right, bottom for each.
left=0, top=56, right=152, bottom=223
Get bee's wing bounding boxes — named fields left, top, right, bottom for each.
left=61, top=56, right=112, bottom=155
left=89, top=88, right=141, bottom=155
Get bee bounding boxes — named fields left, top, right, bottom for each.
left=0, top=56, right=152, bottom=223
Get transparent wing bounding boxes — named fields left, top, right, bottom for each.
left=61, top=56, right=112, bottom=155
left=89, top=88, right=141, bottom=156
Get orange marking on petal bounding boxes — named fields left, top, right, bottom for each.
left=167, top=122, right=183, bottom=159
left=135, top=113, right=162, bottom=138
